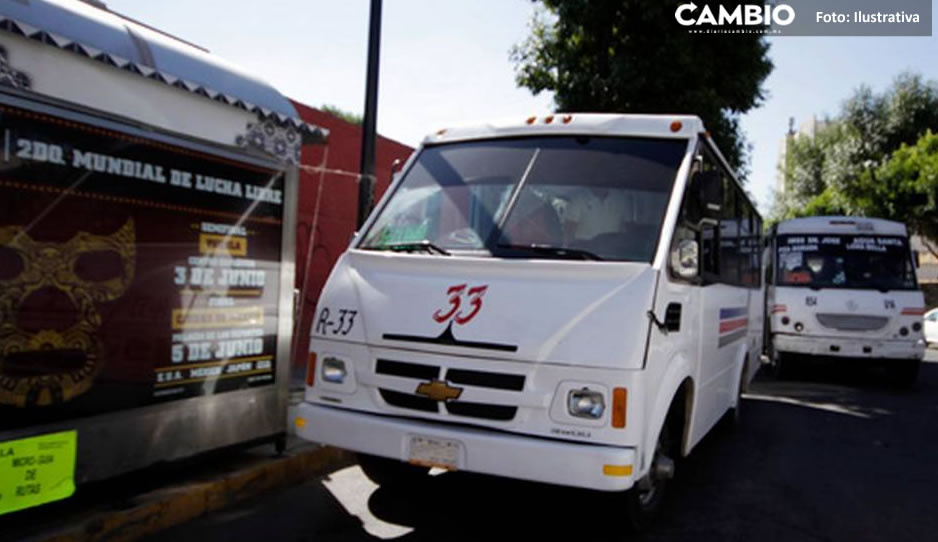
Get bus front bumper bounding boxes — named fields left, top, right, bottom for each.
left=774, top=333, right=924, bottom=360
left=294, top=402, right=638, bottom=492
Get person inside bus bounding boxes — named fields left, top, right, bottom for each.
left=563, top=186, right=630, bottom=242
left=500, top=189, right=563, bottom=246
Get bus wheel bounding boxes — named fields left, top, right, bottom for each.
left=357, top=453, right=430, bottom=487
left=890, top=359, right=921, bottom=388
left=624, top=417, right=676, bottom=531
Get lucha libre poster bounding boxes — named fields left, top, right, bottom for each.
left=0, top=104, right=285, bottom=431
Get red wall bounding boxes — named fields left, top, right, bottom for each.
left=290, top=100, right=414, bottom=383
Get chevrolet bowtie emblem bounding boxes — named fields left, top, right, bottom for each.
left=415, top=379, right=463, bottom=402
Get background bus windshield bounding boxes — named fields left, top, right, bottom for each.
left=776, top=234, right=917, bottom=290
left=359, top=136, right=686, bottom=262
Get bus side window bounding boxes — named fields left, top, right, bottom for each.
left=753, top=213, right=763, bottom=287
left=696, top=150, right=722, bottom=283
left=719, top=178, right=738, bottom=285
left=701, top=224, right=719, bottom=278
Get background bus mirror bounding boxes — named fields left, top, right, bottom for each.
left=672, top=238, right=699, bottom=279
left=913, top=249, right=920, bottom=268
left=391, top=158, right=403, bottom=180
left=693, top=170, right=722, bottom=218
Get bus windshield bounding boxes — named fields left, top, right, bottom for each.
left=776, top=234, right=917, bottom=290
left=359, top=136, right=687, bottom=262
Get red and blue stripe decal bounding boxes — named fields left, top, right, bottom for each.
left=719, top=307, right=748, bottom=347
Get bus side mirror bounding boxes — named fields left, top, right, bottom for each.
left=914, top=250, right=921, bottom=268
left=693, top=170, right=722, bottom=218
left=671, top=238, right=699, bottom=279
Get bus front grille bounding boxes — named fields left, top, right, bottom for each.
left=816, top=313, right=889, bottom=331
left=375, top=358, right=524, bottom=422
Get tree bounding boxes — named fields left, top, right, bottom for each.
left=776, top=73, right=938, bottom=252
left=511, top=0, right=774, bottom=176
left=321, top=104, right=363, bottom=125
left=861, top=131, right=938, bottom=257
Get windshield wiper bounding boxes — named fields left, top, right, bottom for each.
left=496, top=243, right=603, bottom=261
left=366, top=240, right=451, bottom=256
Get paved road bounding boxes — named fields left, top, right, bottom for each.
left=147, top=351, right=938, bottom=542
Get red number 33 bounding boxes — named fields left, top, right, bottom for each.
left=432, top=284, right=488, bottom=325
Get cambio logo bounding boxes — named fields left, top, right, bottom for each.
left=675, top=2, right=795, bottom=26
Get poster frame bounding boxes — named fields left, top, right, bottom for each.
left=0, top=88, right=297, bottom=484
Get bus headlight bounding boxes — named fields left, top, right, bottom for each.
left=322, top=356, right=348, bottom=383
left=568, top=388, right=605, bottom=419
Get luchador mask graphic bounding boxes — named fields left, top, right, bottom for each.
left=0, top=219, right=135, bottom=407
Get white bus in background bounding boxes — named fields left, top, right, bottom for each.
left=294, top=114, right=763, bottom=529
left=765, top=217, right=925, bottom=384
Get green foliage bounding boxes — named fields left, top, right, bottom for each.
left=321, top=104, right=363, bottom=125
left=863, top=131, right=938, bottom=253
left=776, top=72, right=938, bottom=253
left=511, top=0, right=774, bottom=177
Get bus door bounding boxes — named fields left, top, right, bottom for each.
left=695, top=150, right=750, bottom=436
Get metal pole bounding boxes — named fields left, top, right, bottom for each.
left=357, top=0, right=382, bottom=229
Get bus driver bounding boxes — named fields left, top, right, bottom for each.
left=563, top=186, right=630, bottom=242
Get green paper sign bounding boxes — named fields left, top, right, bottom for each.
left=0, top=430, right=77, bottom=515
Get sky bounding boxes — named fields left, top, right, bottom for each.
left=105, top=0, right=938, bottom=214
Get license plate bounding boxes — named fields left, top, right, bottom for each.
left=408, top=435, right=461, bottom=470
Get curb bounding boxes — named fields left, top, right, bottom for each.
left=33, top=445, right=354, bottom=542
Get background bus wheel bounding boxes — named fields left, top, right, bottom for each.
left=357, top=453, right=430, bottom=487
left=890, top=359, right=921, bottom=388
left=624, top=417, right=676, bottom=531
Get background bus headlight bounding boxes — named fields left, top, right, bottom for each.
left=322, top=356, right=348, bottom=383
left=568, top=388, right=605, bottom=419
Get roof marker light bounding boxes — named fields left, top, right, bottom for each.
left=562, top=115, right=573, bottom=124
left=436, top=128, right=447, bottom=136
left=526, top=116, right=537, bottom=125
left=670, top=121, right=683, bottom=132
left=544, top=115, right=554, bottom=124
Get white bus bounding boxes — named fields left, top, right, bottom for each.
left=765, top=217, right=925, bottom=384
left=294, top=114, right=763, bottom=528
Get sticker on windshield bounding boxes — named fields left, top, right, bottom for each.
left=0, top=430, right=77, bottom=515
left=846, top=237, right=901, bottom=252
left=377, top=223, right=429, bottom=245
left=780, top=251, right=803, bottom=270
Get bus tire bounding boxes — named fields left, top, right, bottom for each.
left=890, top=359, right=920, bottom=388
left=357, top=453, right=430, bottom=487
left=624, top=413, right=677, bottom=531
